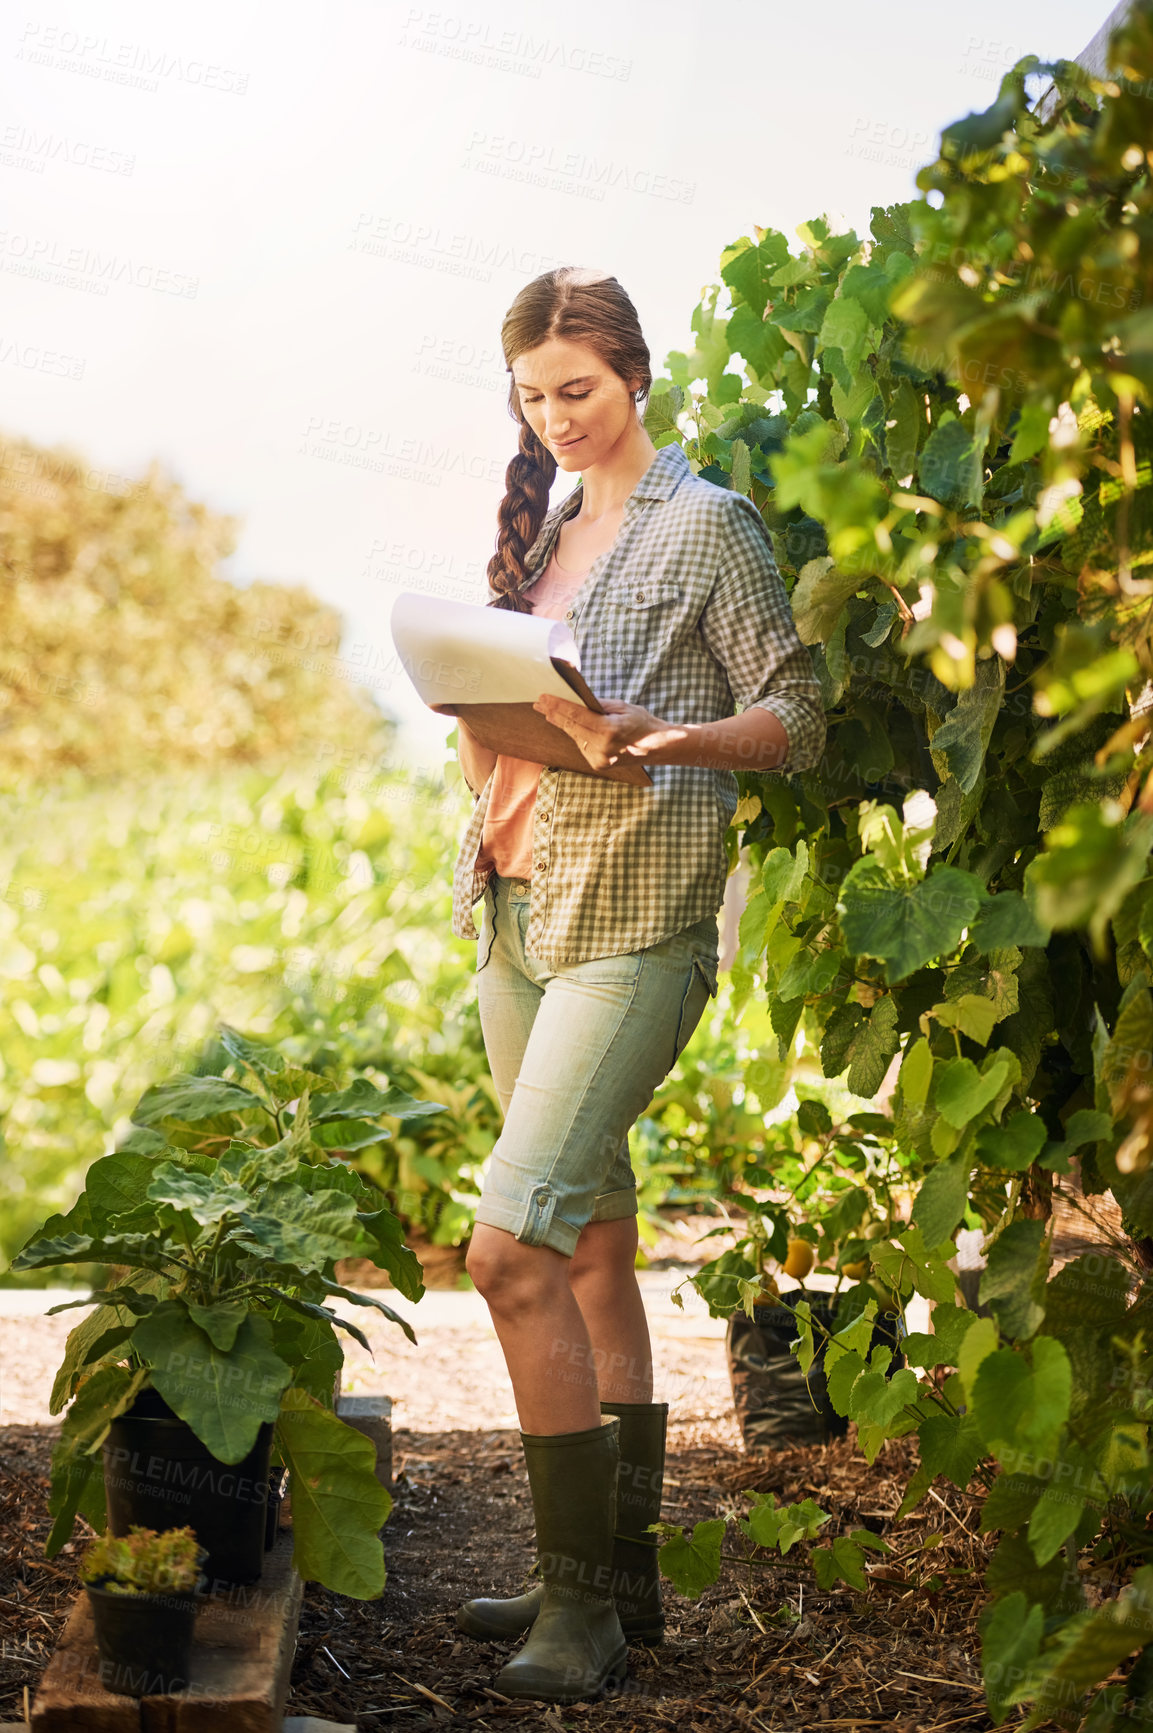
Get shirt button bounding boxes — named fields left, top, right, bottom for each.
left=636, top=589, right=646, bottom=601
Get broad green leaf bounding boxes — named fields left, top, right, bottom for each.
left=934, top=993, right=1000, bottom=1045
left=238, top=1183, right=372, bottom=1270
left=146, top=1163, right=252, bottom=1226
left=310, top=1078, right=446, bottom=1123
left=776, top=1497, right=830, bottom=1553
left=885, top=377, right=922, bottom=480
left=812, top=1534, right=868, bottom=1591
left=131, top=1306, right=291, bottom=1462
left=971, top=1337, right=1072, bottom=1464
left=820, top=996, right=901, bottom=1096
left=958, top=1315, right=1000, bottom=1397
left=929, top=654, right=1005, bottom=793
left=741, top=1491, right=782, bottom=1549
left=275, top=1388, right=391, bottom=1599
left=935, top=1055, right=1012, bottom=1129
left=915, top=1302, right=977, bottom=1368
left=218, top=1023, right=285, bottom=1078
left=979, top=1219, right=1048, bottom=1340
left=900, top=1037, right=934, bottom=1109
left=1027, top=1482, right=1087, bottom=1567
left=47, top=1363, right=148, bottom=1555
left=655, top=1518, right=726, bottom=1598
left=84, top=1153, right=162, bottom=1227
left=977, top=1112, right=1048, bottom=1172
left=918, top=415, right=981, bottom=509
left=1026, top=1566, right=1153, bottom=1728
left=10, top=1230, right=181, bottom=1276
left=919, top=1410, right=986, bottom=1490
left=1041, top=1254, right=1130, bottom=1337
left=130, top=1073, right=269, bottom=1126
left=358, top=1210, right=426, bottom=1303
left=979, top=1591, right=1044, bottom=1724
left=186, top=1300, right=247, bottom=1353
left=912, top=1155, right=970, bottom=1245
left=50, top=1303, right=135, bottom=1415
left=968, top=893, right=1051, bottom=951
left=838, top=861, right=984, bottom=981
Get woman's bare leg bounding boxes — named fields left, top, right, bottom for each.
left=568, top=1217, right=653, bottom=1405
left=466, top=1224, right=601, bottom=1434
left=467, top=1216, right=653, bottom=1431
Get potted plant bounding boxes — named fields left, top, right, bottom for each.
left=12, top=1025, right=445, bottom=1599
left=79, top=1524, right=205, bottom=1697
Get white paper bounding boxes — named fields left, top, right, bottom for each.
left=389, top=591, right=588, bottom=708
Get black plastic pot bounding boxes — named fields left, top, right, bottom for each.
left=86, top=1582, right=198, bottom=1696
left=726, top=1294, right=905, bottom=1450
left=103, top=1389, right=274, bottom=1587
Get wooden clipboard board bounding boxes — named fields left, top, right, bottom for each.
left=432, top=658, right=652, bottom=787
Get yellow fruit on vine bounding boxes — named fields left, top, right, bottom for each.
left=756, top=1273, right=782, bottom=1304
left=841, top=1258, right=870, bottom=1280
left=783, top=1238, right=815, bottom=1280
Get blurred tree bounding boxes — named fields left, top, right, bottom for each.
left=0, top=434, right=393, bottom=782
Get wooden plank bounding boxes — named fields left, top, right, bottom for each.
left=335, top=1395, right=393, bottom=1491
left=31, top=1530, right=302, bottom=1733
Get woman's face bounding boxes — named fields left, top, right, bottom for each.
left=511, top=336, right=639, bottom=475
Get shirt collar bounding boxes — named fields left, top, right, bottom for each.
left=524, top=442, right=689, bottom=582
left=552, top=441, right=689, bottom=522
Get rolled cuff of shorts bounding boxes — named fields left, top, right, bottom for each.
left=473, top=1192, right=583, bottom=1258
left=590, top=1186, right=640, bottom=1225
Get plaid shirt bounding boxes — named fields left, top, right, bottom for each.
left=450, top=442, right=826, bottom=966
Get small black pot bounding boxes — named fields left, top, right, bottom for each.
left=86, top=1582, right=198, bottom=1697
left=103, top=1389, right=274, bottom=1587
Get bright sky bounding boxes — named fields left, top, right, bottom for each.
left=2, top=0, right=1099, bottom=774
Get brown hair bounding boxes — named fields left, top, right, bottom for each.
left=487, top=267, right=652, bottom=612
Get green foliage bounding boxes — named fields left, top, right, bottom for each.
left=0, top=434, right=393, bottom=784
left=0, top=760, right=496, bottom=1270
left=79, top=1524, right=204, bottom=1596
left=15, top=1025, right=429, bottom=1597
left=662, top=12, right=1153, bottom=1724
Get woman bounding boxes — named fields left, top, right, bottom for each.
left=450, top=266, right=826, bottom=1704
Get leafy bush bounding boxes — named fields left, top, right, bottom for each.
left=0, top=433, right=393, bottom=782
left=79, top=1526, right=203, bottom=1596
left=14, top=1023, right=435, bottom=1598
left=648, top=15, right=1153, bottom=1727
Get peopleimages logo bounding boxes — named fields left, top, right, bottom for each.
left=16, top=22, right=249, bottom=95
left=398, top=9, right=632, bottom=82
left=462, top=132, right=696, bottom=205
left=0, top=231, right=198, bottom=298
left=0, top=123, right=135, bottom=176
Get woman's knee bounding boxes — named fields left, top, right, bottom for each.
left=466, top=1224, right=568, bottom=1308
left=569, top=1216, right=640, bottom=1288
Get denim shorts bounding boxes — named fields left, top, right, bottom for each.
left=472, top=871, right=720, bottom=1257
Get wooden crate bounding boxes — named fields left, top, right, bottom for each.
left=30, top=1529, right=302, bottom=1733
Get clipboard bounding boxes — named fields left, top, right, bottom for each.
left=389, top=590, right=653, bottom=787
left=431, top=658, right=653, bottom=787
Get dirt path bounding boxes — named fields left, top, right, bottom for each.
left=0, top=1267, right=997, bottom=1731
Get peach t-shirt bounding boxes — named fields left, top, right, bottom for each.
left=476, top=547, right=590, bottom=880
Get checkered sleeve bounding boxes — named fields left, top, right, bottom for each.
left=697, top=493, right=827, bottom=774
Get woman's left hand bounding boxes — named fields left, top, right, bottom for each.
left=532, top=694, right=689, bottom=770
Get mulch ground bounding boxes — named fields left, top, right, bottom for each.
left=0, top=1418, right=1007, bottom=1732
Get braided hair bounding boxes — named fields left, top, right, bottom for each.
left=488, top=267, right=652, bottom=613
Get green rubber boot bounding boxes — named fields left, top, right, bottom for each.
left=491, top=1419, right=627, bottom=1703
left=458, top=1401, right=667, bottom=1647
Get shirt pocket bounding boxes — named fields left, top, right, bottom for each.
left=599, top=579, right=684, bottom=660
